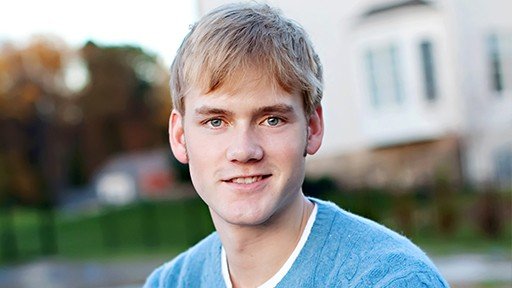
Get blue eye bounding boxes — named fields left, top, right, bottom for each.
left=266, top=117, right=281, bottom=126
left=208, top=118, right=223, bottom=128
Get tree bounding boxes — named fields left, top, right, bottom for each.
left=77, top=41, right=171, bottom=178
left=0, top=35, right=73, bottom=206
left=0, top=36, right=172, bottom=206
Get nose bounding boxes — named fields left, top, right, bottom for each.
left=226, top=127, right=263, bottom=163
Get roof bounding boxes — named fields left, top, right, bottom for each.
left=362, top=0, right=433, bottom=18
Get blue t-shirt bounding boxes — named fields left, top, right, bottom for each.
left=144, top=198, right=449, bottom=287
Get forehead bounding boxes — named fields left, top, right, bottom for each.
left=184, top=69, right=304, bottom=113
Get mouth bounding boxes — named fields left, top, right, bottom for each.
left=224, top=174, right=272, bottom=184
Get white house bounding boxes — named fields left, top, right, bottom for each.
left=196, top=0, right=512, bottom=189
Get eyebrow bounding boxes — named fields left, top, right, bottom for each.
left=194, top=106, right=234, bottom=117
left=194, top=104, right=295, bottom=117
left=255, top=104, right=295, bottom=115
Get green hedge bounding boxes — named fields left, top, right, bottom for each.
left=1, top=189, right=510, bottom=265
left=0, top=198, right=214, bottom=264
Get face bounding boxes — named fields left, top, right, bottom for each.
left=169, top=72, right=323, bottom=227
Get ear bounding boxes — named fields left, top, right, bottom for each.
left=306, top=105, right=324, bottom=155
left=169, top=109, right=188, bottom=164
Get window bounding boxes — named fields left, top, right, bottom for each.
left=365, top=44, right=404, bottom=108
left=495, top=147, right=512, bottom=190
left=419, top=40, right=437, bottom=101
left=488, top=34, right=503, bottom=92
left=487, top=33, right=512, bottom=93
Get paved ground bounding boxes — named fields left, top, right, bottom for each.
left=0, top=257, right=164, bottom=288
left=0, top=254, right=511, bottom=287
left=434, top=254, right=512, bottom=287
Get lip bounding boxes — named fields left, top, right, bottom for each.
left=221, top=174, right=272, bottom=192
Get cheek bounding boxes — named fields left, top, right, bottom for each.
left=184, top=134, right=216, bottom=181
left=264, top=135, right=306, bottom=181
left=266, top=128, right=308, bottom=157
left=185, top=127, right=225, bottom=157
left=184, top=129, right=230, bottom=176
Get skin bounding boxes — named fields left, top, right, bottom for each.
left=169, top=71, right=324, bottom=287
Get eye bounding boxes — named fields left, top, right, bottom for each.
left=207, top=118, right=224, bottom=128
left=265, top=117, right=282, bottom=127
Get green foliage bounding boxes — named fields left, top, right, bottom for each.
left=0, top=38, right=172, bottom=208
left=0, top=198, right=214, bottom=264
left=1, top=190, right=510, bottom=265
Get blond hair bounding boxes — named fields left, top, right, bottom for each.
left=170, top=2, right=323, bottom=115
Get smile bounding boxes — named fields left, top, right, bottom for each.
left=225, top=175, right=271, bottom=184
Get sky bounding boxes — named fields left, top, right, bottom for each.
left=1, top=0, right=198, bottom=66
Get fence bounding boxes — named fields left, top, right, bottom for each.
left=1, top=189, right=510, bottom=265
left=0, top=198, right=214, bottom=264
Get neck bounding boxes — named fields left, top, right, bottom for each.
left=214, top=194, right=313, bottom=288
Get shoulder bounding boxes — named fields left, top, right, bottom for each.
left=143, top=232, right=222, bottom=288
left=354, top=250, right=449, bottom=287
left=312, top=198, right=431, bottom=259
left=308, top=198, right=449, bottom=287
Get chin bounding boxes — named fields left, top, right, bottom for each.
left=219, top=205, right=273, bottom=227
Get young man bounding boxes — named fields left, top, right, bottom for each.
left=145, top=3, right=448, bottom=287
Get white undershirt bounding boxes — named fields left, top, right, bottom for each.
left=221, top=203, right=318, bottom=288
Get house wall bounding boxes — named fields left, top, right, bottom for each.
left=348, top=4, right=462, bottom=148
left=444, top=0, right=512, bottom=187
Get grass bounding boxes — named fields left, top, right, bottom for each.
left=414, top=229, right=511, bottom=256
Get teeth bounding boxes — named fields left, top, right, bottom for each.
left=231, top=176, right=263, bottom=184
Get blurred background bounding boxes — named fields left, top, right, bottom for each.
left=0, top=0, right=510, bottom=287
